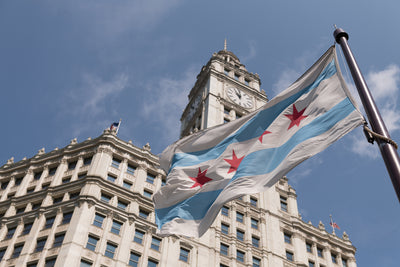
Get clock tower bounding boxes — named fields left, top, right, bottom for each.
left=180, top=41, right=268, bottom=137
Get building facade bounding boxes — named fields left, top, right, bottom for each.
left=0, top=47, right=356, bottom=267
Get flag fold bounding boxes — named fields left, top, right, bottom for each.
left=153, top=46, right=364, bottom=238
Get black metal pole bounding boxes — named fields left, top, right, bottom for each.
left=334, top=28, right=400, bottom=202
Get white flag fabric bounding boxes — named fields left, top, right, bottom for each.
left=153, top=46, right=364, bottom=238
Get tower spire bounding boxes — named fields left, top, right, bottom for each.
left=224, top=38, right=227, bottom=51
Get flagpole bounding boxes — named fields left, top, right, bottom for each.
left=329, top=215, right=335, bottom=235
left=116, top=118, right=122, bottom=135
left=334, top=28, right=400, bottom=202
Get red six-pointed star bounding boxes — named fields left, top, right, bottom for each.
left=285, top=104, right=308, bottom=130
left=224, top=150, right=245, bottom=174
left=189, top=168, right=212, bottom=188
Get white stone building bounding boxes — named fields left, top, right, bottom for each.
left=0, top=46, right=356, bottom=267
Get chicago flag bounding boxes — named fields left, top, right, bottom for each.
left=153, top=46, right=364, bottom=238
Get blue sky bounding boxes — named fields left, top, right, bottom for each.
left=1, top=1, right=400, bottom=266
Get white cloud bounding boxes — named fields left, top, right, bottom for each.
left=241, top=40, right=257, bottom=62
left=141, top=67, right=197, bottom=143
left=63, top=72, right=129, bottom=136
left=348, top=64, right=400, bottom=158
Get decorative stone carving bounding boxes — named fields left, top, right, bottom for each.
left=318, top=221, right=325, bottom=231
left=70, top=138, right=78, bottom=145
left=7, top=157, right=14, bottom=164
left=143, top=143, right=151, bottom=152
left=38, top=148, right=45, bottom=155
left=342, top=231, right=349, bottom=241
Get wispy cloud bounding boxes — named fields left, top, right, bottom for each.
left=140, top=67, right=197, bottom=144
left=241, top=40, right=257, bottom=62
left=349, top=64, right=400, bottom=158
left=62, top=72, right=129, bottom=136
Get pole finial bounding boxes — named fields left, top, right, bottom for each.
left=224, top=38, right=227, bottom=51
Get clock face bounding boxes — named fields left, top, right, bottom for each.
left=227, top=87, right=253, bottom=109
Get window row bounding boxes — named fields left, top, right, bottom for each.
left=0, top=156, right=92, bottom=192
left=221, top=206, right=259, bottom=229
left=221, top=223, right=260, bottom=247
left=2, top=211, right=73, bottom=241
left=220, top=243, right=260, bottom=266
left=223, top=68, right=251, bottom=86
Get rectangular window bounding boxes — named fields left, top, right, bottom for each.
left=93, top=213, right=105, bottom=228
left=48, top=167, right=57, bottom=176
left=234, top=73, right=240, bottom=81
left=250, top=197, right=258, bottom=207
left=62, top=177, right=71, bottom=184
left=251, top=218, right=259, bottom=229
left=253, top=257, right=261, bottom=267
left=107, top=174, right=116, bottom=182
left=111, top=220, right=123, bottom=235
left=14, top=177, right=23, bottom=186
left=286, top=250, right=294, bottom=261
left=245, top=78, right=250, bottom=86
left=331, top=253, right=337, bottom=263
left=146, top=174, right=155, bottom=184
left=179, top=247, right=190, bottom=262
left=62, top=212, right=73, bottom=224
left=123, top=180, right=132, bottom=189
left=221, top=206, right=229, bottom=217
left=68, top=161, right=77, bottom=170
left=86, top=235, right=99, bottom=251
left=35, top=238, right=47, bottom=252
left=32, top=202, right=41, bottom=210
left=1, top=180, right=9, bottom=190
left=309, top=261, right=315, bottom=267
left=224, top=107, right=230, bottom=115
left=16, top=206, right=25, bottom=214
left=83, top=157, right=92, bottom=166
left=22, top=222, right=33, bottom=235
left=45, top=258, right=57, bottom=267
left=143, top=190, right=152, bottom=198
left=127, top=165, right=136, bottom=175
left=12, top=243, right=24, bottom=258
left=117, top=200, right=128, bottom=210
left=34, top=171, right=42, bottom=180
left=317, top=247, right=323, bottom=257
left=80, top=260, right=92, bottom=267
left=306, top=242, right=312, bottom=253
left=70, top=191, right=80, bottom=199
left=161, top=178, right=166, bottom=186
left=78, top=173, right=86, bottom=179
left=53, top=196, right=63, bottom=204
left=27, top=187, right=35, bottom=193
left=284, top=232, right=292, bottom=244
left=236, top=229, right=244, bottom=241
left=236, top=212, right=244, bottom=223
left=129, top=251, right=141, bottom=266
left=101, top=193, right=112, bottom=203
left=220, top=243, right=229, bottom=256
left=237, top=250, right=245, bottom=262
left=53, top=233, right=65, bottom=247
left=221, top=223, right=229, bottom=235
left=342, top=259, right=348, bottom=267
left=151, top=237, right=161, bottom=251
left=6, top=226, right=16, bottom=239
left=252, top=236, right=260, bottom=248
left=44, top=216, right=55, bottom=229
left=111, top=158, right=121, bottom=169
left=148, top=259, right=158, bottom=267
left=27, top=261, right=38, bottom=267
left=134, top=230, right=145, bottom=244
left=42, top=183, right=50, bottom=189
left=280, top=196, right=288, bottom=212
left=224, top=68, right=230, bottom=76
left=139, top=209, right=149, bottom=219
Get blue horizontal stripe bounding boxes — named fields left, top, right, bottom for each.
left=170, top=59, right=337, bottom=170
left=232, top=97, right=356, bottom=180
left=156, top=98, right=356, bottom=228
left=155, top=189, right=223, bottom=229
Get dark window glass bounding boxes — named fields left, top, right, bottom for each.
left=12, top=244, right=24, bottom=258
left=284, top=233, right=292, bottom=244
left=151, top=237, right=161, bottom=251
left=179, top=247, right=190, bottom=262
left=236, top=212, right=244, bottom=223
left=35, top=238, right=47, bottom=252
left=86, top=235, right=99, bottom=251
left=111, top=158, right=121, bottom=169
left=44, top=216, right=55, bottom=229
left=93, top=213, right=105, bottom=228
left=48, top=167, right=57, bottom=176
left=221, top=223, right=229, bottom=235
left=286, top=250, right=293, bottom=261
left=6, top=226, right=16, bottom=239
left=22, top=222, right=33, bottom=235
left=236, top=229, right=244, bottom=241
left=237, top=250, right=245, bottom=262
left=83, top=157, right=92, bottom=166
left=252, top=236, right=260, bottom=248
left=251, top=218, right=258, bottom=229
left=68, top=161, right=77, bottom=170
left=62, top=212, right=73, bottom=224
left=53, top=233, right=65, bottom=247
left=220, top=243, right=228, bottom=256
left=111, top=221, right=122, bottom=235
left=134, top=230, right=145, bottom=244
left=129, top=252, right=140, bottom=266
left=146, top=174, right=155, bottom=184
left=34, top=172, right=42, bottom=180
left=127, top=165, right=136, bottom=175
left=105, top=242, right=117, bottom=258
left=221, top=206, right=229, bottom=216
